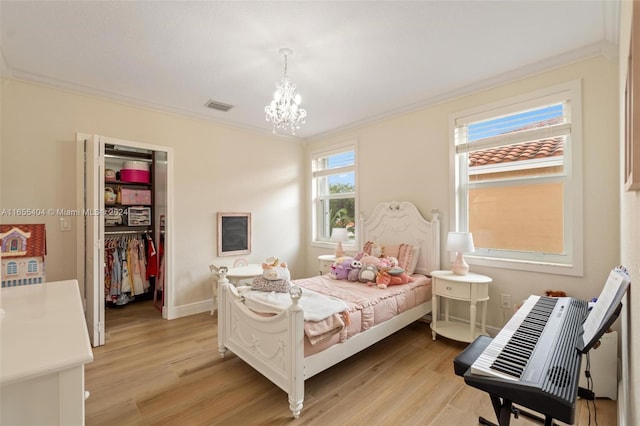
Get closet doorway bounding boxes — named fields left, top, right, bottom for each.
left=76, top=134, right=173, bottom=347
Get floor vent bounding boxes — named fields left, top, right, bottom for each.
left=205, top=99, right=234, bottom=112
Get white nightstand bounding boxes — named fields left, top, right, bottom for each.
left=430, top=270, right=492, bottom=343
left=318, top=254, right=336, bottom=275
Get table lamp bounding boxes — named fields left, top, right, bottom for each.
left=446, top=232, right=475, bottom=275
left=331, top=228, right=349, bottom=258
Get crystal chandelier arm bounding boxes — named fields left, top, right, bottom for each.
left=264, top=47, right=306, bottom=135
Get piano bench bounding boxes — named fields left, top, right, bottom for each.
left=454, top=335, right=493, bottom=377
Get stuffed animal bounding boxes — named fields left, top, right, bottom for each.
left=545, top=290, right=567, bottom=297
left=360, top=254, right=381, bottom=268
left=387, top=266, right=405, bottom=276
left=363, top=241, right=383, bottom=258
left=375, top=269, right=414, bottom=289
left=261, top=261, right=290, bottom=280
left=358, top=264, right=378, bottom=284
left=329, top=258, right=353, bottom=280
left=251, top=261, right=292, bottom=292
left=377, top=257, right=399, bottom=269
left=370, top=243, right=383, bottom=258
left=348, top=259, right=362, bottom=282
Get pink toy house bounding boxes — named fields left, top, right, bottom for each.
left=0, top=224, right=47, bottom=287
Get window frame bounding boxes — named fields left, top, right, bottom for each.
left=310, top=141, right=358, bottom=250
left=6, top=261, right=18, bottom=275
left=449, top=80, right=583, bottom=276
left=27, top=259, right=38, bottom=274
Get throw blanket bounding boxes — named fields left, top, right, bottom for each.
left=238, top=286, right=349, bottom=345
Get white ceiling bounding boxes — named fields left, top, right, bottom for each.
left=0, top=1, right=619, bottom=139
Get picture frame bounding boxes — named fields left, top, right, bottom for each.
left=626, top=5, right=640, bottom=191
left=217, top=212, right=251, bottom=256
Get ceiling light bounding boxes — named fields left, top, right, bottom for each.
left=264, top=48, right=307, bottom=135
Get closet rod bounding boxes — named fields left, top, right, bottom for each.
left=105, top=229, right=152, bottom=235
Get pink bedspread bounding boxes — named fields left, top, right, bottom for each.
left=294, top=274, right=432, bottom=356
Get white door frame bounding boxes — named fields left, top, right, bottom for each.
left=76, top=134, right=174, bottom=346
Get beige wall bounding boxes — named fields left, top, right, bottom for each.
left=307, top=55, right=620, bottom=331
left=0, top=79, right=305, bottom=315
left=619, top=1, right=639, bottom=424
left=2, top=50, right=629, bottom=415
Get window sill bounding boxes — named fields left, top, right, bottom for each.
left=311, top=240, right=357, bottom=252
left=466, top=255, right=583, bottom=277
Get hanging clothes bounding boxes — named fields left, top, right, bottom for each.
left=103, top=232, right=154, bottom=306
left=111, top=244, right=122, bottom=301
left=156, top=237, right=165, bottom=293
left=129, top=239, right=145, bottom=295
left=146, top=235, right=157, bottom=280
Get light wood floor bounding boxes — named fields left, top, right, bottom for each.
left=85, top=300, right=617, bottom=425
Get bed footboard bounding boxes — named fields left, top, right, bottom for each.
left=217, top=274, right=305, bottom=418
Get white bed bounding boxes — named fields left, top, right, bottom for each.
left=215, top=201, right=440, bottom=418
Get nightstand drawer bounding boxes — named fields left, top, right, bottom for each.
left=318, top=255, right=336, bottom=275
left=436, top=280, right=471, bottom=299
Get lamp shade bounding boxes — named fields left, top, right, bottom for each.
left=331, top=228, right=349, bottom=242
left=446, top=232, right=475, bottom=253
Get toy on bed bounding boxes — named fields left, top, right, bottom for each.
left=251, top=258, right=292, bottom=293
left=363, top=241, right=383, bottom=258
left=375, top=267, right=414, bottom=289
left=359, top=253, right=381, bottom=268
left=347, top=259, right=362, bottom=282
left=358, top=264, right=378, bottom=284
left=329, top=257, right=354, bottom=280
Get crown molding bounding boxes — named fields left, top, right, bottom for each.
left=3, top=40, right=616, bottom=143
left=309, top=41, right=616, bottom=141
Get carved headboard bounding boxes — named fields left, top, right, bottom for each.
left=360, top=201, right=440, bottom=275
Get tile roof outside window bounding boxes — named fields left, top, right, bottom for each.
left=469, top=138, right=563, bottom=167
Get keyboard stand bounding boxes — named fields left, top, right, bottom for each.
left=479, top=394, right=557, bottom=426
left=454, top=336, right=559, bottom=426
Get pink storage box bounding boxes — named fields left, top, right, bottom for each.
left=120, top=169, right=149, bottom=183
left=120, top=188, right=151, bottom=205
left=121, top=161, right=150, bottom=183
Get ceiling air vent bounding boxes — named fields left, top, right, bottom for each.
left=205, top=99, right=234, bottom=112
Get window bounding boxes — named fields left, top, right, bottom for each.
left=27, top=260, right=38, bottom=273
left=451, top=81, right=583, bottom=276
left=312, top=144, right=357, bottom=245
left=7, top=261, right=18, bottom=275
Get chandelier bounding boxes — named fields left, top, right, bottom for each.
left=264, top=48, right=307, bottom=135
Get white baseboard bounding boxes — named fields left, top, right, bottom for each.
left=165, top=299, right=212, bottom=320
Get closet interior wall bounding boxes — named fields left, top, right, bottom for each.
left=103, top=145, right=165, bottom=312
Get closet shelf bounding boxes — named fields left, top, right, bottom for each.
left=105, top=226, right=152, bottom=234
left=105, top=180, right=151, bottom=187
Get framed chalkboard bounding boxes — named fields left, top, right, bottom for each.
left=217, top=212, right=251, bottom=256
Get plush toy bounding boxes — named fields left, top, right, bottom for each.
left=377, top=257, right=398, bottom=269
left=545, top=290, right=567, bottom=297
left=261, top=260, right=291, bottom=280
left=370, top=243, right=383, bottom=258
left=363, top=241, right=383, bottom=258
left=329, top=258, right=353, bottom=280
left=388, top=266, right=405, bottom=276
left=360, top=254, right=381, bottom=268
left=252, top=261, right=292, bottom=292
left=375, top=269, right=414, bottom=289
left=358, top=264, right=378, bottom=284
left=348, top=259, right=362, bottom=282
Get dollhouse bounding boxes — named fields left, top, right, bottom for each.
left=0, top=224, right=47, bottom=287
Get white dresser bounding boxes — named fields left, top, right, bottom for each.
left=1, top=280, right=94, bottom=425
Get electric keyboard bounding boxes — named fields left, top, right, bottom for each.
left=465, top=295, right=589, bottom=424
